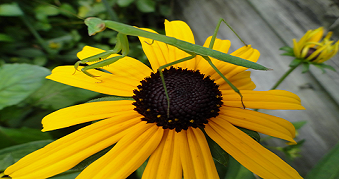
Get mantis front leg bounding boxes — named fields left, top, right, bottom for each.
left=74, top=33, right=129, bottom=79
left=158, top=55, right=197, bottom=118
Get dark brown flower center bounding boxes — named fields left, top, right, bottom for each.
left=132, top=67, right=223, bottom=132
left=304, top=47, right=319, bottom=61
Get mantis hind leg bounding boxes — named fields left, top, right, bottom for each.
left=208, top=18, right=247, bottom=108
left=203, top=56, right=246, bottom=109
left=209, top=18, right=247, bottom=49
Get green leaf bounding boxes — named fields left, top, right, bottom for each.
left=12, top=48, right=45, bottom=58
left=159, top=5, right=172, bottom=17
left=238, top=127, right=260, bottom=142
left=0, top=33, right=14, bottom=42
left=136, top=0, right=156, bottom=13
left=117, top=0, right=136, bottom=7
left=29, top=80, right=99, bottom=110
left=289, top=59, right=302, bottom=67
left=0, top=153, right=14, bottom=171
left=50, top=171, right=81, bottom=179
left=306, top=142, right=339, bottom=179
left=0, top=140, right=52, bottom=170
left=135, top=159, right=148, bottom=178
left=0, top=64, right=50, bottom=110
left=281, top=139, right=305, bottom=161
left=35, top=5, right=59, bottom=21
left=0, top=3, right=23, bottom=16
left=302, top=62, right=310, bottom=73
left=292, top=121, right=307, bottom=130
left=0, top=127, right=51, bottom=145
left=71, top=145, right=113, bottom=171
left=224, top=156, right=255, bottom=179
left=87, top=96, right=134, bottom=103
left=205, top=132, right=229, bottom=167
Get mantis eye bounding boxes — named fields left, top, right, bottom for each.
left=132, top=67, right=223, bottom=132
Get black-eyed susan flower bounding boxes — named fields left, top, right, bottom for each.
left=5, top=20, right=304, bottom=179
left=293, top=27, right=338, bottom=64
left=273, top=27, right=338, bottom=90
left=280, top=27, right=338, bottom=75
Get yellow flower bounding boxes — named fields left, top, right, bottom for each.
left=5, top=20, right=304, bottom=179
left=293, top=27, right=339, bottom=63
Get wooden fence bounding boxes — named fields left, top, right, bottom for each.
left=174, top=0, right=339, bottom=176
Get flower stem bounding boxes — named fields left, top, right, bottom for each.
left=253, top=60, right=302, bottom=112
left=270, top=61, right=302, bottom=90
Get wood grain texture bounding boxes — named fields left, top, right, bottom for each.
left=174, top=0, right=339, bottom=176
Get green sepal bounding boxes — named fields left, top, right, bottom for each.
left=306, top=141, right=339, bottom=179
left=313, top=63, right=336, bottom=74
left=279, top=46, right=293, bottom=52
left=289, top=58, right=302, bottom=67
left=302, top=62, right=310, bottom=73
left=280, top=46, right=294, bottom=56
left=281, top=52, right=295, bottom=57
left=84, top=17, right=106, bottom=36
left=87, top=96, right=134, bottom=103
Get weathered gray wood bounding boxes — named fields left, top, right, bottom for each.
left=174, top=0, right=339, bottom=176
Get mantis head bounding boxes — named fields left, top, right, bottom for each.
left=85, top=17, right=106, bottom=36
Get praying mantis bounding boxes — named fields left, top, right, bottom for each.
left=76, top=17, right=268, bottom=116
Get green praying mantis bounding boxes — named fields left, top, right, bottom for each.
left=75, top=17, right=269, bottom=117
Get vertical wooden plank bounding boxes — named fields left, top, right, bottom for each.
left=174, top=0, right=339, bottom=176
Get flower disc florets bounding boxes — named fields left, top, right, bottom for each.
left=133, top=67, right=223, bottom=132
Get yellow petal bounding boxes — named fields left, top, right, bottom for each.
left=42, top=100, right=135, bottom=131
left=219, top=106, right=296, bottom=143
left=196, top=37, right=232, bottom=76
left=211, top=45, right=259, bottom=82
left=293, top=39, right=301, bottom=57
left=221, top=90, right=305, bottom=110
left=205, top=119, right=302, bottom=179
left=47, top=65, right=140, bottom=96
left=5, top=113, right=142, bottom=179
left=177, top=130, right=196, bottom=179
left=76, top=123, right=163, bottom=179
left=177, top=128, right=219, bottom=179
left=77, top=46, right=105, bottom=60
left=187, top=128, right=219, bottom=179
left=307, top=27, right=324, bottom=44
left=217, top=71, right=256, bottom=90
left=297, top=30, right=312, bottom=48
left=142, top=130, right=182, bottom=179
left=165, top=19, right=196, bottom=69
left=138, top=28, right=170, bottom=71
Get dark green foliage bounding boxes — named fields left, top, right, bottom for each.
left=0, top=1, right=171, bottom=177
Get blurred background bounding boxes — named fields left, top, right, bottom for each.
left=0, top=0, right=338, bottom=178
